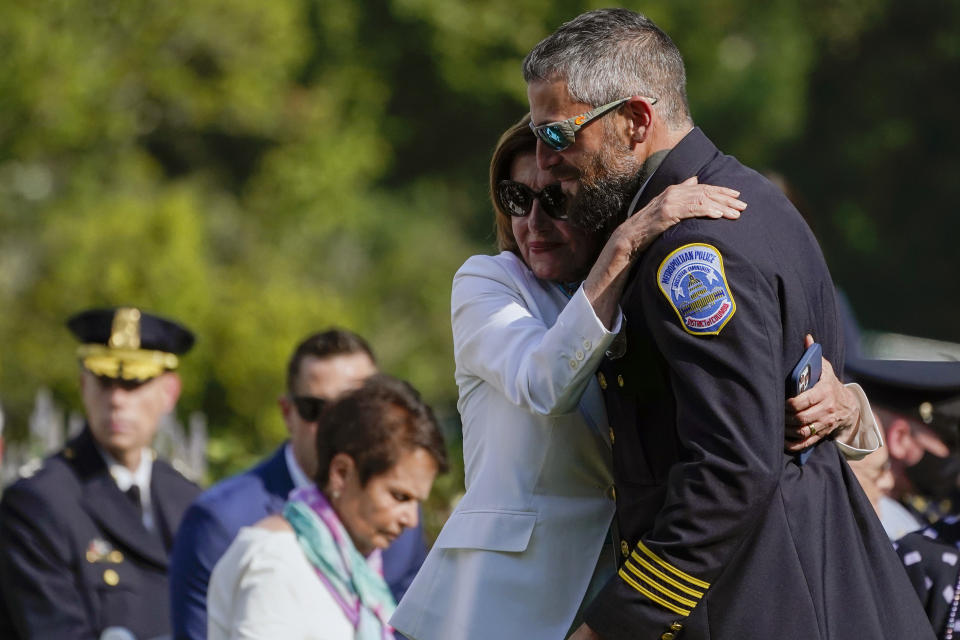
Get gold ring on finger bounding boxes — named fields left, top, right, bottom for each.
left=809, top=425, right=818, bottom=437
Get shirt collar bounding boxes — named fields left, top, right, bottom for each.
left=95, top=443, right=157, bottom=531
left=284, top=442, right=313, bottom=490
left=626, top=148, right=671, bottom=217
left=96, top=444, right=153, bottom=493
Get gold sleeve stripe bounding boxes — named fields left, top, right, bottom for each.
left=618, top=568, right=691, bottom=617
left=629, top=551, right=705, bottom=598
left=636, top=541, right=711, bottom=589
left=623, top=559, right=698, bottom=607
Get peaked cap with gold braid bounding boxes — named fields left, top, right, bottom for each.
left=67, top=307, right=195, bottom=382
left=845, top=356, right=960, bottom=446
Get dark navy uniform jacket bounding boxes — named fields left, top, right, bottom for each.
left=896, top=517, right=960, bottom=639
left=0, top=427, right=199, bottom=639
left=584, top=128, right=933, bottom=640
left=168, top=444, right=428, bottom=640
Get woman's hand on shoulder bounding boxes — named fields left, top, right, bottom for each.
left=584, top=177, right=745, bottom=329
left=615, top=176, right=745, bottom=258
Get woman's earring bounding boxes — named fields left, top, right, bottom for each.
left=332, top=490, right=341, bottom=500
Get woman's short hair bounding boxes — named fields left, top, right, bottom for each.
left=489, top=114, right=537, bottom=254
left=314, top=374, right=449, bottom=487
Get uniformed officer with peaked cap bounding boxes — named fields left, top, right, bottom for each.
left=0, top=307, right=200, bottom=639
left=842, top=357, right=960, bottom=636
left=846, top=357, right=960, bottom=445
left=847, top=356, right=960, bottom=528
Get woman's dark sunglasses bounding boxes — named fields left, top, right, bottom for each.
left=292, top=395, right=327, bottom=422
left=496, top=180, right=567, bottom=220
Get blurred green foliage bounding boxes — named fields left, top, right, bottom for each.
left=1, top=0, right=957, bottom=533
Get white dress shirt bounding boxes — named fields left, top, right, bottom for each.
left=283, top=443, right=312, bottom=491
left=97, top=445, right=155, bottom=532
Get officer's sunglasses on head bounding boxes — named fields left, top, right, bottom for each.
left=529, top=96, right=658, bottom=152
left=292, top=395, right=327, bottom=422
left=496, top=181, right=567, bottom=220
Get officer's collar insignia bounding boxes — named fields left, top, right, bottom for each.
left=85, top=538, right=122, bottom=563
left=657, top=243, right=736, bottom=336
left=18, top=458, right=43, bottom=479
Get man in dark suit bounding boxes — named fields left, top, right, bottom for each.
left=169, top=328, right=428, bottom=640
left=524, top=9, right=934, bottom=639
left=0, top=307, right=201, bottom=639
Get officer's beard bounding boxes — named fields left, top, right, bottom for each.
left=566, top=133, right=644, bottom=239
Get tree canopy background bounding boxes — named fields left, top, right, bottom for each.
left=2, top=0, right=958, bottom=528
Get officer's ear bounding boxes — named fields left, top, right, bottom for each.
left=622, top=96, right=657, bottom=144
left=157, top=372, right=182, bottom=413
left=884, top=414, right=922, bottom=464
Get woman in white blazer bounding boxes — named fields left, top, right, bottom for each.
left=391, top=117, right=877, bottom=640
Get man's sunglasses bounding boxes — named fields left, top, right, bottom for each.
left=496, top=181, right=567, bottom=220
left=292, top=395, right=328, bottom=422
left=529, top=96, right=657, bottom=152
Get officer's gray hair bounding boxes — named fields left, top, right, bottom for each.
left=522, top=8, right=693, bottom=131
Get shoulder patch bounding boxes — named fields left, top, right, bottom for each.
left=657, top=243, right=736, bottom=336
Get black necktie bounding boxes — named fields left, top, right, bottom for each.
left=125, top=485, right=141, bottom=513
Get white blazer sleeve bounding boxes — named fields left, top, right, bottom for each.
left=452, top=253, right=621, bottom=416
left=834, top=383, right=883, bottom=460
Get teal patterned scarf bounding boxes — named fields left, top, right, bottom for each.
left=283, top=486, right=396, bottom=640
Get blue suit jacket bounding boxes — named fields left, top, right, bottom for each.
left=169, top=444, right=427, bottom=640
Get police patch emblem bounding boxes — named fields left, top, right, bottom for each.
left=657, top=243, right=736, bottom=336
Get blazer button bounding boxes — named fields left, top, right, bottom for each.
left=583, top=339, right=592, bottom=350
left=661, top=633, right=676, bottom=640
left=620, top=540, right=630, bottom=557
left=576, top=349, right=585, bottom=361
left=606, top=484, right=616, bottom=501
left=617, top=374, right=625, bottom=387
left=608, top=427, right=615, bottom=444
left=569, top=359, right=578, bottom=370
left=103, top=569, right=119, bottom=586
left=108, top=550, right=124, bottom=563
left=670, top=622, right=684, bottom=632
left=598, top=372, right=607, bottom=389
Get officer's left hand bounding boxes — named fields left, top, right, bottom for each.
left=784, top=334, right=861, bottom=452
left=568, top=623, right=603, bottom=640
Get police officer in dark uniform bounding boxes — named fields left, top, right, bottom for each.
left=0, top=307, right=201, bottom=639
left=524, top=9, right=934, bottom=640
left=846, top=357, right=960, bottom=529
left=843, top=358, right=960, bottom=638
